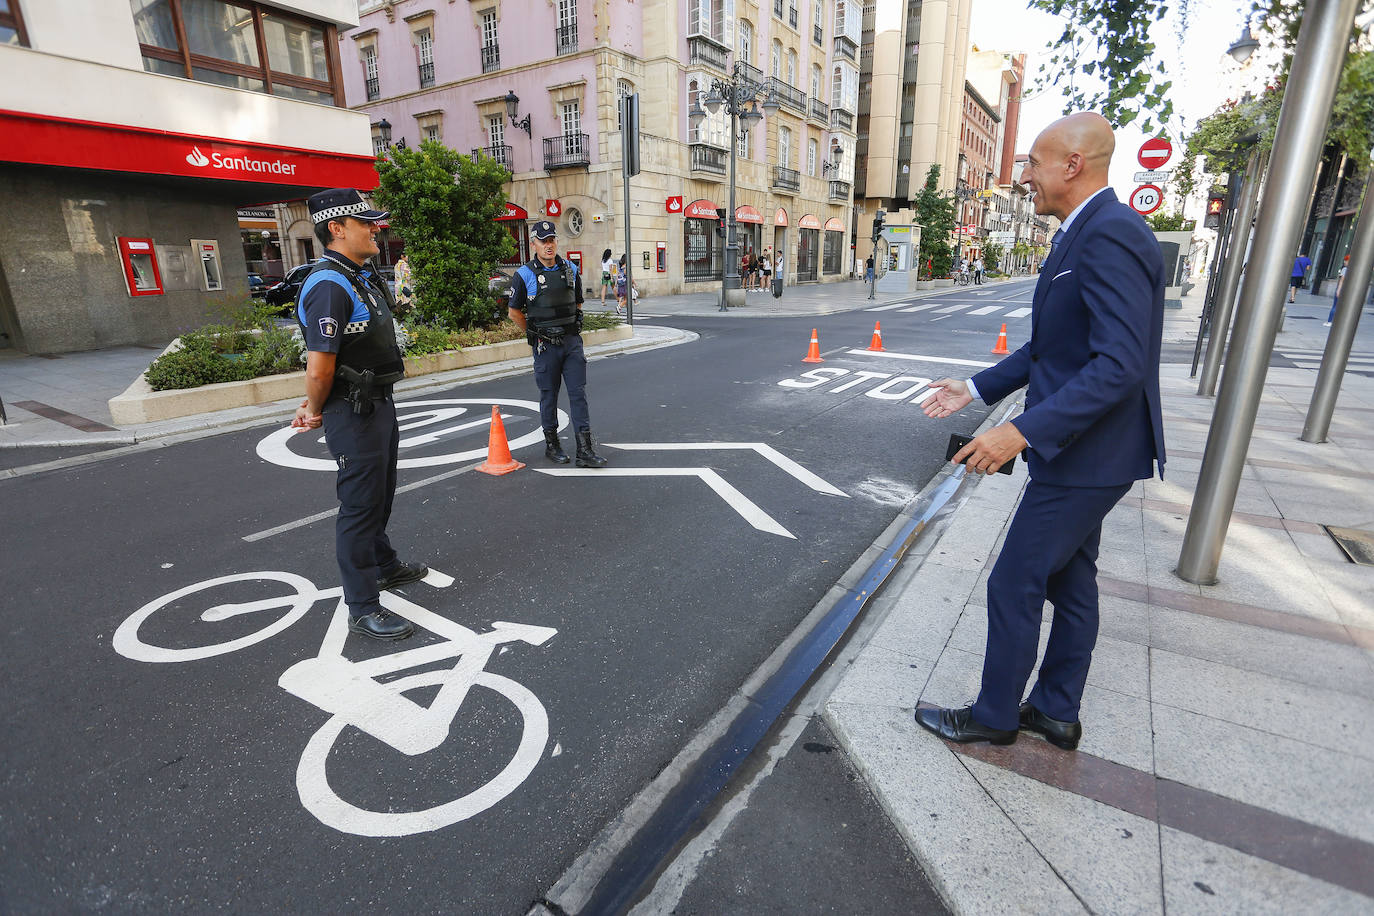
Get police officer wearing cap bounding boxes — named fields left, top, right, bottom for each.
left=508, top=220, right=608, bottom=468
left=291, top=188, right=428, bottom=641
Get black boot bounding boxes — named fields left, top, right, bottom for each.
left=575, top=430, right=607, bottom=468
left=544, top=429, right=570, bottom=464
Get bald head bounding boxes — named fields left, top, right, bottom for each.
left=1020, top=112, right=1115, bottom=220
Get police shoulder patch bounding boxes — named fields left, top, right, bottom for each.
left=319, top=317, right=338, bottom=338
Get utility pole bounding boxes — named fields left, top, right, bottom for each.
left=1176, top=0, right=1361, bottom=584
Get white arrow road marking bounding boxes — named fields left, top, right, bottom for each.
left=845, top=350, right=997, bottom=368
left=601, top=442, right=848, bottom=497
left=535, top=467, right=796, bottom=538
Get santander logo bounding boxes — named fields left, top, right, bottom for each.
left=182, top=145, right=298, bottom=176
left=186, top=147, right=210, bottom=167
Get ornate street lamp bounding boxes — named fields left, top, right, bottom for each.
left=371, top=118, right=392, bottom=149
left=1227, top=22, right=1260, bottom=64
left=689, top=61, right=779, bottom=310
left=821, top=140, right=844, bottom=175
left=504, top=90, right=532, bottom=136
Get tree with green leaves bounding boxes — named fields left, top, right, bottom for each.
left=982, top=241, right=1005, bottom=272
left=1029, top=0, right=1179, bottom=131
left=1144, top=211, right=1196, bottom=232
left=372, top=140, right=515, bottom=329
left=915, top=165, right=957, bottom=279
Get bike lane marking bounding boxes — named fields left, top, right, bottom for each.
left=602, top=442, right=849, bottom=497
left=256, top=398, right=562, bottom=471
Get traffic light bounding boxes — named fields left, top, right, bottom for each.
left=1204, top=194, right=1226, bottom=230
left=715, top=206, right=728, bottom=238
left=871, top=208, right=886, bottom=240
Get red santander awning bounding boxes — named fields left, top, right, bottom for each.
left=735, top=205, right=764, bottom=224
left=683, top=198, right=721, bottom=219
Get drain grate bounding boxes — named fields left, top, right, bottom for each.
left=1323, top=525, right=1374, bottom=566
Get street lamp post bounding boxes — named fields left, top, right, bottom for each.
left=690, top=62, right=778, bottom=311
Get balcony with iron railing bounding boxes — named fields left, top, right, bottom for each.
left=808, top=97, right=829, bottom=124
left=555, top=23, right=578, bottom=56
left=481, top=44, right=500, bottom=73
left=543, top=132, right=589, bottom=169
left=472, top=144, right=512, bottom=168
left=365, top=75, right=379, bottom=101
left=688, top=34, right=730, bottom=71
left=830, top=107, right=854, bottom=132
left=828, top=180, right=851, bottom=201
left=418, top=60, right=434, bottom=88
left=834, top=35, right=857, bottom=61
left=767, top=77, right=806, bottom=113
left=772, top=165, right=800, bottom=192
left=689, top=142, right=728, bottom=177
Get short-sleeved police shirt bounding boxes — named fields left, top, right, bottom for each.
left=299, top=251, right=367, bottom=354
left=509, top=257, right=583, bottom=312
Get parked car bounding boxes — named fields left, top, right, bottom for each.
left=265, top=262, right=315, bottom=312
left=248, top=273, right=271, bottom=297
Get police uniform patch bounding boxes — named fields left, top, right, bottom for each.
left=537, top=275, right=546, bottom=286
left=319, top=317, right=338, bottom=338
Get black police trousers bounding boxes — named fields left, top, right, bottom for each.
left=532, top=332, right=590, bottom=432
left=322, top=393, right=400, bottom=617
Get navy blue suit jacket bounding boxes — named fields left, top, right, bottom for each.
left=972, top=189, right=1166, bottom=487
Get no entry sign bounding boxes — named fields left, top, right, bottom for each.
left=1138, top=137, right=1173, bottom=169
left=1130, top=184, right=1164, bottom=215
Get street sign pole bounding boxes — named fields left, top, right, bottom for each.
left=1177, top=0, right=1360, bottom=584
left=1197, top=149, right=1266, bottom=395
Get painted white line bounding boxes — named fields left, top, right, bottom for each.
left=975, top=290, right=995, bottom=297
left=1004, top=307, right=1033, bottom=318
left=866, top=303, right=910, bottom=311
left=534, top=467, right=796, bottom=538
left=968, top=305, right=1001, bottom=315
left=934, top=303, right=972, bottom=314
left=898, top=303, right=942, bottom=313
left=844, top=349, right=996, bottom=368
left=602, top=442, right=848, bottom=497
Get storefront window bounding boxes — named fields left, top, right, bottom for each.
left=797, top=228, right=819, bottom=281
left=823, top=230, right=842, bottom=274
left=684, top=219, right=722, bottom=281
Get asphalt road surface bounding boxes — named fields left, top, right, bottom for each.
left=0, top=280, right=1034, bottom=913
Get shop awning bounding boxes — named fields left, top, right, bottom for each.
left=824, top=217, right=845, bottom=231
left=799, top=214, right=821, bottom=229
left=683, top=199, right=722, bottom=218
left=735, top=205, right=764, bottom=224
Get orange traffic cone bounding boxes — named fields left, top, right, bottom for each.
left=476, top=405, right=526, bottom=475
left=867, top=321, right=887, bottom=352
left=802, top=328, right=823, bottom=363
left=991, top=323, right=1010, bottom=355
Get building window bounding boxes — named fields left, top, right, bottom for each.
left=416, top=28, right=434, bottom=87
left=770, top=40, right=781, bottom=79
left=566, top=208, right=584, bottom=237
left=363, top=45, right=379, bottom=100
left=132, top=0, right=341, bottom=105
left=785, top=48, right=797, bottom=87
left=556, top=0, right=577, bottom=55
left=778, top=125, right=792, bottom=169
left=807, top=137, right=817, bottom=176
left=737, top=124, right=749, bottom=159
left=812, top=0, right=822, bottom=44
left=810, top=65, right=821, bottom=102
left=0, top=0, right=28, bottom=45
left=481, top=10, right=499, bottom=72
left=424, top=122, right=440, bottom=142
left=737, top=19, right=752, bottom=65
left=561, top=99, right=581, bottom=146
left=617, top=80, right=634, bottom=130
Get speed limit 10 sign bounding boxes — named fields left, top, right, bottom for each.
left=1130, top=184, right=1163, bottom=215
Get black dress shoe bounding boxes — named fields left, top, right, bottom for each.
left=1019, top=702, right=1082, bottom=750
left=377, top=561, right=429, bottom=591
left=348, top=610, right=414, bottom=640
left=915, top=705, right=1017, bottom=745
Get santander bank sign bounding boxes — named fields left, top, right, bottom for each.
left=186, top=145, right=298, bottom=176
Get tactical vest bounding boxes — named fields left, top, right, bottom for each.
left=516, top=257, right=579, bottom=334
left=297, top=255, right=406, bottom=382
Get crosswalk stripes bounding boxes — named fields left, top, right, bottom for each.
left=865, top=303, right=911, bottom=311
left=934, top=302, right=972, bottom=313
left=968, top=305, right=1001, bottom=315
left=1275, top=346, right=1374, bottom=374
left=1004, top=307, right=1033, bottom=318
left=899, top=302, right=943, bottom=313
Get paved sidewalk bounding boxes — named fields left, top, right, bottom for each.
left=824, top=287, right=1374, bottom=913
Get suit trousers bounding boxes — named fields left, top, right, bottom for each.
left=323, top=394, right=400, bottom=618
left=533, top=332, right=590, bottom=433
left=971, top=479, right=1131, bottom=731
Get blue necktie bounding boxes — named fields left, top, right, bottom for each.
left=1051, top=228, right=1065, bottom=251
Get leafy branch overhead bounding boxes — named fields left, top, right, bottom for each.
left=1029, top=0, right=1178, bottom=131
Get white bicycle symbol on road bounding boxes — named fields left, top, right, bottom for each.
left=113, top=568, right=556, bottom=837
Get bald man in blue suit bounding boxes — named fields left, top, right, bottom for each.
left=917, top=113, right=1166, bottom=749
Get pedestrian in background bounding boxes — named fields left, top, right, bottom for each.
left=761, top=249, right=772, bottom=289
left=291, top=188, right=429, bottom=642
left=772, top=249, right=785, bottom=297
left=1327, top=254, right=1349, bottom=326
left=917, top=113, right=1166, bottom=750
left=1290, top=251, right=1313, bottom=303
left=600, top=248, right=615, bottom=306
left=865, top=254, right=875, bottom=283
left=973, top=256, right=985, bottom=285
left=508, top=221, right=608, bottom=468
left=392, top=253, right=414, bottom=317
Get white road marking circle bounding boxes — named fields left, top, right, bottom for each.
left=256, top=398, right=565, bottom=471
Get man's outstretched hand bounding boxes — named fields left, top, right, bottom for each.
left=922, top=378, right=973, bottom=419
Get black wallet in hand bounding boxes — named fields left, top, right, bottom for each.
left=946, top=433, right=1015, bottom=475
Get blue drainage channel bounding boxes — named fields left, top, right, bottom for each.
left=569, top=470, right=970, bottom=916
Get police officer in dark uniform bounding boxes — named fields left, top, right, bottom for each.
left=291, top=188, right=427, bottom=640
left=507, top=220, right=608, bottom=468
